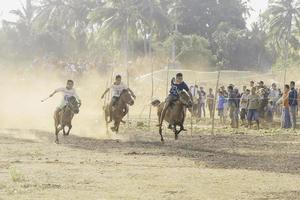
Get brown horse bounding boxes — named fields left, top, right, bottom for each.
left=54, top=96, right=80, bottom=144
left=104, top=89, right=134, bottom=133
left=152, top=91, right=193, bottom=143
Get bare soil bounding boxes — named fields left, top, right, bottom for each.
left=1, top=128, right=300, bottom=200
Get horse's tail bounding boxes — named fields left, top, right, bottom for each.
left=151, top=99, right=161, bottom=107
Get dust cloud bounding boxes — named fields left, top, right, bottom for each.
left=0, top=67, right=109, bottom=139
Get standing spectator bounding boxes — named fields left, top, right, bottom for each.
left=234, top=87, right=241, bottom=127
left=220, top=86, right=229, bottom=121
left=257, top=81, right=265, bottom=90
left=207, top=88, right=214, bottom=119
left=247, top=87, right=260, bottom=129
left=190, top=85, right=199, bottom=116
left=269, top=83, right=280, bottom=103
left=240, top=89, right=250, bottom=125
left=265, top=101, right=275, bottom=123
left=289, top=81, right=298, bottom=130
left=250, top=81, right=255, bottom=89
left=198, top=87, right=206, bottom=119
left=298, top=88, right=300, bottom=116
left=217, top=91, right=226, bottom=124
left=278, top=84, right=291, bottom=129
left=227, top=85, right=239, bottom=128
left=269, top=83, right=280, bottom=116
left=190, top=85, right=199, bottom=99
left=241, top=85, right=247, bottom=95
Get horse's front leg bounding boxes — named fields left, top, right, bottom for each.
left=55, top=125, right=63, bottom=144
left=174, top=125, right=179, bottom=140
left=63, top=126, right=67, bottom=136
left=175, top=124, right=185, bottom=140
left=159, top=126, right=164, bottom=143
left=65, top=124, right=72, bottom=136
left=115, top=120, right=121, bottom=134
left=111, top=120, right=119, bottom=133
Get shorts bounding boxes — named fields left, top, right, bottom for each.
left=208, top=104, right=214, bottom=111
left=247, top=109, right=259, bottom=121
left=240, top=108, right=247, bottom=120
left=218, top=108, right=224, bottom=117
left=57, top=100, right=67, bottom=109
left=111, top=96, right=119, bottom=106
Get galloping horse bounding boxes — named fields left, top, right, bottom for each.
left=54, top=96, right=80, bottom=143
left=152, top=91, right=193, bottom=143
left=104, top=89, right=134, bottom=133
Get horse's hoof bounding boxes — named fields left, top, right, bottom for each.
left=175, top=135, right=178, bottom=140
left=55, top=140, right=59, bottom=144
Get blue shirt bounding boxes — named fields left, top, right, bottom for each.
left=218, top=95, right=226, bottom=109
left=169, top=80, right=189, bottom=97
left=289, top=88, right=298, bottom=106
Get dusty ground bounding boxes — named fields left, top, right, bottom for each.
left=0, top=127, right=300, bottom=200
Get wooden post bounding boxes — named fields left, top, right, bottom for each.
left=211, top=71, right=221, bottom=135
left=148, top=33, right=154, bottom=128
left=104, top=78, right=109, bottom=107
left=283, top=68, right=287, bottom=86
left=125, top=14, right=130, bottom=123
left=109, top=64, right=114, bottom=98
left=190, top=80, right=196, bottom=136
left=166, top=61, right=170, bottom=96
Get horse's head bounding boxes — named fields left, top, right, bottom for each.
left=120, top=89, right=134, bottom=106
left=178, top=91, right=193, bottom=108
left=66, top=96, right=80, bottom=114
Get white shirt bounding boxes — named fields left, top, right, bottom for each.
left=240, top=93, right=249, bottom=109
left=199, top=90, right=206, bottom=104
left=190, top=86, right=199, bottom=97
left=269, top=88, right=280, bottom=102
left=55, top=87, right=80, bottom=102
left=111, top=82, right=128, bottom=97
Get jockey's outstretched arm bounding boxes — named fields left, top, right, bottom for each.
left=49, top=90, right=58, bottom=98
left=128, top=88, right=136, bottom=99
left=101, top=88, right=110, bottom=99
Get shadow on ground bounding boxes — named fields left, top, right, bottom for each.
left=2, top=128, right=300, bottom=175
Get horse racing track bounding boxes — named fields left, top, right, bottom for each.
left=0, top=128, right=300, bottom=200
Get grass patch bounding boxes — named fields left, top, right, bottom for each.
left=9, top=166, right=25, bottom=182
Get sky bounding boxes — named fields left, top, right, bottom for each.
left=0, top=0, right=268, bottom=27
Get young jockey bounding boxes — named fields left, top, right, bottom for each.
left=158, top=73, right=193, bottom=128
left=101, top=75, right=136, bottom=122
left=49, top=80, right=81, bottom=119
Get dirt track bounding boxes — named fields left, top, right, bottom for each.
left=1, top=128, right=300, bottom=200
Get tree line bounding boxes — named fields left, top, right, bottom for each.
left=0, top=0, right=299, bottom=71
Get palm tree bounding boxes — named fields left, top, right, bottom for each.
left=264, top=0, right=300, bottom=82
left=5, top=0, right=36, bottom=50
left=89, top=0, right=140, bottom=73
left=89, top=0, right=170, bottom=55
left=35, top=0, right=93, bottom=55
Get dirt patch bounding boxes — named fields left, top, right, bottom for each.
left=0, top=129, right=300, bottom=200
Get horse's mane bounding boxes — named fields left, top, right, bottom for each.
left=179, top=90, right=189, bottom=97
left=120, top=89, right=129, bottom=96
left=67, top=96, right=77, bottom=103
